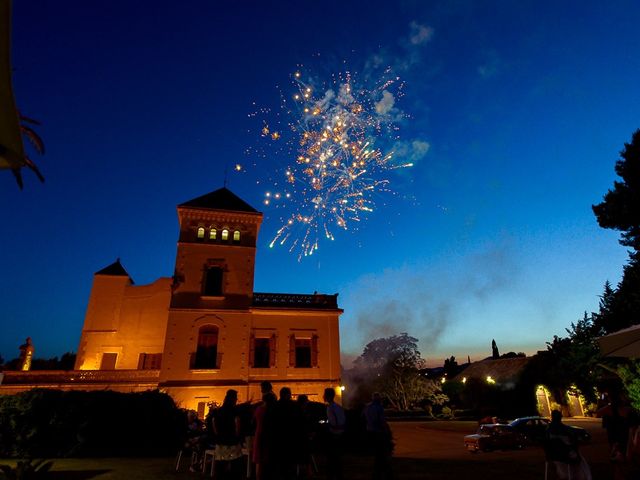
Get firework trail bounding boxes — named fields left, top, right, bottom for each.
left=253, top=67, right=412, bottom=260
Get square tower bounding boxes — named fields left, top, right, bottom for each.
left=171, top=187, right=263, bottom=310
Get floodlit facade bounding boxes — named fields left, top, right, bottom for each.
left=1, top=188, right=343, bottom=414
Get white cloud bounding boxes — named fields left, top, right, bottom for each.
left=409, top=22, right=434, bottom=46
left=375, top=90, right=395, bottom=115
left=392, top=138, right=431, bottom=163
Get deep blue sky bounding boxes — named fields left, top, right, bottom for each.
left=1, top=0, right=638, bottom=366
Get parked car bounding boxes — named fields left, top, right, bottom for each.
left=508, top=416, right=591, bottom=444
left=463, top=424, right=525, bottom=453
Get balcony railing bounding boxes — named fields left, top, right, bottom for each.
left=0, top=369, right=160, bottom=385
left=189, top=352, right=221, bottom=370
left=253, top=292, right=338, bottom=309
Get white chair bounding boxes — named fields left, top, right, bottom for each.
left=202, top=449, right=216, bottom=477
left=242, top=436, right=254, bottom=479
left=175, top=448, right=198, bottom=472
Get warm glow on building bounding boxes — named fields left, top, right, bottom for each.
left=0, top=188, right=343, bottom=411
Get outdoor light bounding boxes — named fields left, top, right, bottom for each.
left=462, top=377, right=467, bottom=384
left=340, top=385, right=346, bottom=391
left=486, top=376, right=496, bottom=384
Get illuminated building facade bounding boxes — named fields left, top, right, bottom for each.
left=2, top=188, right=343, bottom=414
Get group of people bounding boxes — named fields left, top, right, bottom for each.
left=598, top=394, right=640, bottom=480
left=182, top=382, right=392, bottom=480
left=544, top=394, right=640, bottom=480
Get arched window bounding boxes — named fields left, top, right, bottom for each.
left=233, top=230, right=240, bottom=242
left=209, top=228, right=217, bottom=240
left=197, top=227, right=205, bottom=239
left=194, top=325, right=219, bottom=369
left=222, top=229, right=229, bottom=241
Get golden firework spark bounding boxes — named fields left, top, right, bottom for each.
left=260, top=68, right=412, bottom=259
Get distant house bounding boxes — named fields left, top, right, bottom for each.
left=454, top=356, right=530, bottom=387
left=452, top=356, right=587, bottom=418
left=0, top=188, right=343, bottom=415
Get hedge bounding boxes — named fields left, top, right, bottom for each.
left=0, top=389, right=186, bottom=457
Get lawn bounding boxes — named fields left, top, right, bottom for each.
left=0, top=419, right=615, bottom=479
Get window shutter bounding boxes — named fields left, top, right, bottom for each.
left=137, top=353, right=145, bottom=370
left=311, top=334, right=319, bottom=367
left=289, top=335, right=296, bottom=366
left=249, top=333, right=255, bottom=368
left=269, top=333, right=277, bottom=367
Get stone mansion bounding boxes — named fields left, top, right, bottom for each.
left=0, top=188, right=343, bottom=415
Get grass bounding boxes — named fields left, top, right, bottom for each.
left=0, top=419, right=615, bottom=479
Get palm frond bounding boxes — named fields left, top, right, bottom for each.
left=24, top=156, right=45, bottom=183
left=20, top=124, right=45, bottom=154
left=18, top=114, right=41, bottom=125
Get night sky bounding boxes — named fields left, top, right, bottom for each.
left=1, top=0, right=638, bottom=366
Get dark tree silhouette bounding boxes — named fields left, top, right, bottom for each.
left=443, top=356, right=459, bottom=378
left=593, top=129, right=640, bottom=256
left=491, top=339, right=499, bottom=359
left=592, top=130, right=640, bottom=333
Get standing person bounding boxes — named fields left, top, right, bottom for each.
left=253, top=392, right=277, bottom=480
left=270, top=387, right=301, bottom=480
left=363, top=393, right=393, bottom=480
left=323, top=387, right=345, bottom=480
left=598, top=395, right=633, bottom=479
left=544, top=410, right=591, bottom=480
left=261, top=380, right=274, bottom=396
left=296, top=394, right=314, bottom=479
left=213, top=389, right=243, bottom=479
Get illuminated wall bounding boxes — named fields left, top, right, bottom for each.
left=37, top=188, right=345, bottom=414
left=75, top=272, right=171, bottom=371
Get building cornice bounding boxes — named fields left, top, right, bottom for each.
left=177, top=208, right=263, bottom=225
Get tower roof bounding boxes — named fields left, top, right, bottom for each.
left=94, top=259, right=134, bottom=283
left=178, top=187, right=259, bottom=213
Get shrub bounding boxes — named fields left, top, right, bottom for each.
left=0, top=389, right=185, bottom=457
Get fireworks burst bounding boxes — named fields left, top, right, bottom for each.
left=253, top=67, right=413, bottom=260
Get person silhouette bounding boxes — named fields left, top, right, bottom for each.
left=323, top=388, right=345, bottom=480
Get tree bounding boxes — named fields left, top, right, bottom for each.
left=443, top=356, right=459, bottom=378
left=593, top=129, right=640, bottom=256
left=529, top=313, right=601, bottom=406
left=354, top=333, right=425, bottom=372
left=491, top=339, right=499, bottom=359
left=592, top=129, right=640, bottom=333
left=352, top=333, right=447, bottom=411
left=592, top=281, right=615, bottom=335
left=617, top=360, right=640, bottom=412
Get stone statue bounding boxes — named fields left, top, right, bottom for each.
left=18, top=337, right=34, bottom=371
